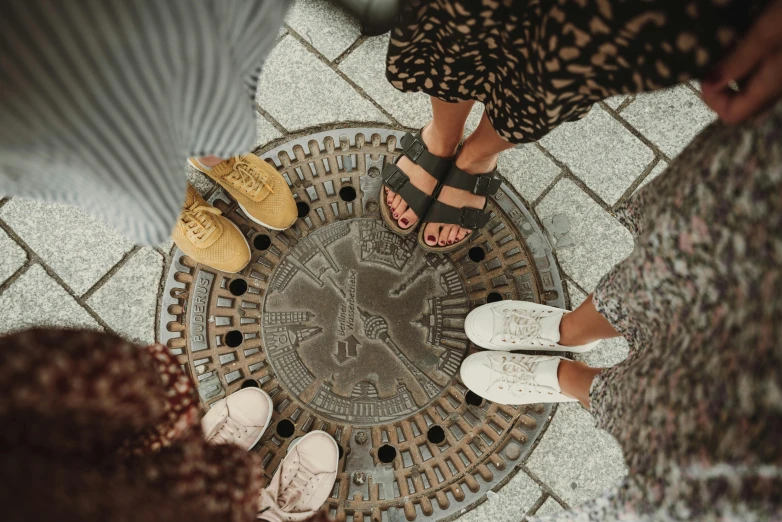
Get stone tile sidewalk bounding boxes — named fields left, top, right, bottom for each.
left=0, top=1, right=718, bottom=519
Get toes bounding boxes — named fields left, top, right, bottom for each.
left=385, top=188, right=396, bottom=206
left=447, top=226, right=459, bottom=245
left=398, top=207, right=417, bottom=229
left=395, top=199, right=409, bottom=219
left=423, top=222, right=440, bottom=246
left=456, top=227, right=469, bottom=242
left=438, top=225, right=452, bottom=246
left=390, top=194, right=403, bottom=218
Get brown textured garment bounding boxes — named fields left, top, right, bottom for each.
left=0, top=329, right=263, bottom=522
left=386, top=0, right=764, bottom=143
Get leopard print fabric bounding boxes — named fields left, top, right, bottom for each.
left=386, top=0, right=763, bottom=144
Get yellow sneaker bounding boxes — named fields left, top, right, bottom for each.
left=171, top=184, right=251, bottom=273
left=189, top=155, right=297, bottom=230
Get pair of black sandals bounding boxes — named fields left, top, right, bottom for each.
left=379, top=129, right=502, bottom=252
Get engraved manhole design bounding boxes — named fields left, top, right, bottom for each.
left=159, top=128, right=566, bottom=522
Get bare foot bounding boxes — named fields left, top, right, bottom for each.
left=386, top=125, right=461, bottom=230
left=421, top=153, right=497, bottom=247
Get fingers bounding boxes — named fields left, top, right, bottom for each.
left=704, top=51, right=782, bottom=124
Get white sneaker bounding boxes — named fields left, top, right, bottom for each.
left=464, top=301, right=599, bottom=353
left=201, top=388, right=273, bottom=451
left=258, top=431, right=338, bottom=522
left=459, top=351, right=578, bottom=405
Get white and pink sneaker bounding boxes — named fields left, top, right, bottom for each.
left=258, top=431, right=339, bottom=522
left=201, top=387, right=273, bottom=451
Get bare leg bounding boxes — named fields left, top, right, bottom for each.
left=422, top=111, right=516, bottom=246
left=559, top=293, right=622, bottom=347
left=557, top=359, right=604, bottom=409
left=391, top=97, right=475, bottom=229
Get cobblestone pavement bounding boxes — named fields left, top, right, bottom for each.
left=0, top=1, right=717, bottom=519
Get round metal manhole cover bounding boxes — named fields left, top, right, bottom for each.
left=159, top=128, right=566, bottom=522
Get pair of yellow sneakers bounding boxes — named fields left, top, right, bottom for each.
left=172, top=155, right=297, bottom=273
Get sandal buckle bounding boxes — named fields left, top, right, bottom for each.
left=383, top=168, right=408, bottom=192
left=405, top=139, right=425, bottom=162
left=460, top=208, right=481, bottom=229
left=473, top=175, right=492, bottom=196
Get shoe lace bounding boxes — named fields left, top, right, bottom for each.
left=278, top=459, right=317, bottom=509
left=179, top=203, right=223, bottom=247
left=227, top=156, right=275, bottom=198
left=499, top=308, right=541, bottom=344
left=210, top=416, right=248, bottom=445
left=486, top=356, right=545, bottom=396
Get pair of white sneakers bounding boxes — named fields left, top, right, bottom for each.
left=201, top=388, right=338, bottom=521
left=461, top=301, right=598, bottom=406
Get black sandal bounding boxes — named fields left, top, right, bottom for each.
left=379, top=128, right=454, bottom=236
left=417, top=162, right=502, bottom=252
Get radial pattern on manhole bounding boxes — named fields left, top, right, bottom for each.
left=159, top=128, right=566, bottom=522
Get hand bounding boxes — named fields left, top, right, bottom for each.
left=702, top=0, right=782, bottom=124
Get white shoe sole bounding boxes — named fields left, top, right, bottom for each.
left=188, top=158, right=297, bottom=232
left=239, top=387, right=275, bottom=451
left=465, top=301, right=600, bottom=353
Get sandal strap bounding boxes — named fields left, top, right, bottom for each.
left=442, top=164, right=502, bottom=197
left=399, top=131, right=452, bottom=181
left=381, top=163, right=434, bottom=218
left=423, top=199, right=492, bottom=230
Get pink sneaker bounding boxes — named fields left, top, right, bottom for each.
left=258, top=431, right=339, bottom=521
left=201, top=387, right=273, bottom=451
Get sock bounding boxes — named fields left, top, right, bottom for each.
left=538, top=314, right=563, bottom=343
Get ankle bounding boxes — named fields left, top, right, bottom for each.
left=422, top=123, right=462, bottom=158
left=198, top=155, right=224, bottom=168
left=558, top=313, right=587, bottom=347
left=454, top=145, right=498, bottom=175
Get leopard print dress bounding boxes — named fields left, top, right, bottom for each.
left=386, top=0, right=764, bottom=143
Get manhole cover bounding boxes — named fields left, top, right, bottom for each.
left=159, top=128, right=566, bottom=521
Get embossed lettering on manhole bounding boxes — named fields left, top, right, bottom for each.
left=159, top=128, right=566, bottom=522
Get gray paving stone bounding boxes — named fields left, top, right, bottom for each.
left=526, top=403, right=627, bottom=507
left=339, top=34, right=432, bottom=128
left=286, top=0, right=362, bottom=61
left=455, top=470, right=541, bottom=522
left=534, top=497, right=565, bottom=517
left=537, top=180, right=634, bottom=291
left=0, top=199, right=134, bottom=296
left=257, top=36, right=388, bottom=131
left=87, top=248, right=163, bottom=345
left=540, top=105, right=654, bottom=205
left=635, top=159, right=669, bottom=194
left=501, top=145, right=562, bottom=203
left=0, top=228, right=27, bottom=286
left=255, top=112, right=283, bottom=150
left=186, top=165, right=215, bottom=196
left=568, top=283, right=631, bottom=368
left=622, top=85, right=716, bottom=159
left=603, top=95, right=627, bottom=110
left=0, top=264, right=101, bottom=335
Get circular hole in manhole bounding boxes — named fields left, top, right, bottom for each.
left=224, top=330, right=243, bottom=348
left=465, top=390, right=484, bottom=407
left=378, top=444, right=397, bottom=463
left=486, top=292, right=503, bottom=303
left=468, top=246, right=486, bottom=262
left=254, top=234, right=271, bottom=251
left=276, top=419, right=295, bottom=438
left=427, top=425, right=446, bottom=445
left=296, top=201, right=310, bottom=218
left=229, top=278, right=248, bottom=296
left=339, top=185, right=357, bottom=202
left=240, top=379, right=259, bottom=389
